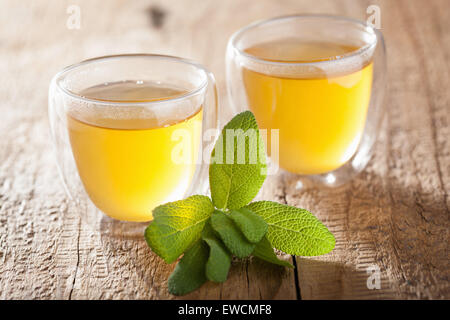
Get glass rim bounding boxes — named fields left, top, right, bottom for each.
left=229, top=14, right=379, bottom=67
left=52, top=53, right=209, bottom=107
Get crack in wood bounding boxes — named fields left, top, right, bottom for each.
left=68, top=216, right=82, bottom=300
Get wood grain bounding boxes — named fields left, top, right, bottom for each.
left=0, top=0, right=448, bottom=299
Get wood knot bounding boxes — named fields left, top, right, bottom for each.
left=147, top=5, right=167, bottom=29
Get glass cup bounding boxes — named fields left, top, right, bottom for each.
left=226, top=15, right=386, bottom=187
left=49, top=54, right=218, bottom=229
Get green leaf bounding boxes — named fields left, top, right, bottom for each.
left=209, top=111, right=267, bottom=210
left=229, top=207, right=267, bottom=243
left=145, top=195, right=214, bottom=263
left=202, top=222, right=232, bottom=282
left=253, top=236, right=294, bottom=268
left=246, top=201, right=335, bottom=256
left=168, top=240, right=209, bottom=296
left=210, top=210, right=256, bottom=258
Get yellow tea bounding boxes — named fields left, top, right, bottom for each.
left=243, top=38, right=373, bottom=174
left=67, top=81, right=202, bottom=222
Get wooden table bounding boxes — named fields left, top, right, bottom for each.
left=0, top=0, right=448, bottom=300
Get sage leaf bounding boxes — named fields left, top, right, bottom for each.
left=229, top=207, right=267, bottom=243
left=210, top=210, right=256, bottom=258
left=202, top=221, right=232, bottom=282
left=145, top=195, right=214, bottom=263
left=246, top=201, right=335, bottom=256
left=209, top=111, right=266, bottom=210
left=168, top=240, right=209, bottom=296
left=253, top=236, right=294, bottom=268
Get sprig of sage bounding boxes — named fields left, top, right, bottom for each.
left=145, top=111, right=335, bottom=296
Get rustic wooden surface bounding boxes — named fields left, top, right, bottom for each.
left=0, top=0, right=448, bottom=300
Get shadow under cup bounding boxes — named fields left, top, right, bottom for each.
left=227, top=15, right=387, bottom=187
left=49, top=54, right=218, bottom=228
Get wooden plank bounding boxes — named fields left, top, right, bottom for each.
left=293, top=0, right=450, bottom=299
left=0, top=0, right=448, bottom=300
left=0, top=0, right=295, bottom=300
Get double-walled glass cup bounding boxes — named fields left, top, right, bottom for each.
left=49, top=54, right=218, bottom=227
left=226, top=15, right=386, bottom=186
